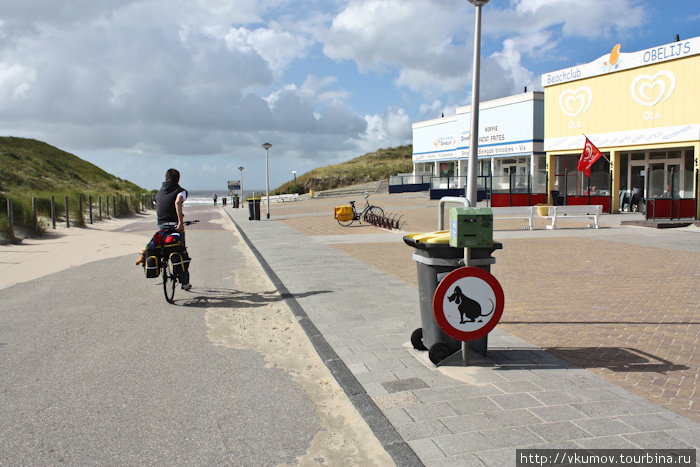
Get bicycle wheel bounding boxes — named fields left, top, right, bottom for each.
left=363, top=206, right=384, bottom=223
left=337, top=214, right=356, bottom=226
left=162, top=258, right=176, bottom=303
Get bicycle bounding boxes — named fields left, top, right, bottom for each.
left=337, top=193, right=384, bottom=226
left=160, top=220, right=198, bottom=303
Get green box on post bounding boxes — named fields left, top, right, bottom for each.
left=449, top=207, right=493, bottom=248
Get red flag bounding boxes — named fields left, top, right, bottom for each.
left=578, top=137, right=604, bottom=178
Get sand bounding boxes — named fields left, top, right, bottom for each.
left=0, top=213, right=153, bottom=290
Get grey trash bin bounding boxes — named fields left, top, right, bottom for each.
left=404, top=231, right=464, bottom=363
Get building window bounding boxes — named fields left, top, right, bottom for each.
left=683, top=149, right=694, bottom=198
left=553, top=154, right=610, bottom=196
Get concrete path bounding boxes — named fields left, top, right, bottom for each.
left=0, top=205, right=392, bottom=466
left=228, top=196, right=700, bottom=466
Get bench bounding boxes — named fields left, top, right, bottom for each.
left=493, top=206, right=535, bottom=230
left=543, top=205, right=601, bottom=230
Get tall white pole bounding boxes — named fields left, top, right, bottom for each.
left=466, top=1, right=488, bottom=206
left=262, top=143, right=272, bottom=219
left=238, top=166, right=244, bottom=208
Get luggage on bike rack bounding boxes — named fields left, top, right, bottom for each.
left=169, top=251, right=190, bottom=275
left=334, top=205, right=353, bottom=221
left=145, top=255, right=160, bottom=278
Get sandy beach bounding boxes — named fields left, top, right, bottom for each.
left=0, top=213, right=155, bottom=290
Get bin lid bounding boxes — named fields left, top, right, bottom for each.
left=403, top=230, right=452, bottom=249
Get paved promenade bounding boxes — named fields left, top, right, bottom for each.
left=227, top=193, right=699, bottom=466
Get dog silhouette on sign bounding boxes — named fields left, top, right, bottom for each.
left=447, top=286, right=494, bottom=323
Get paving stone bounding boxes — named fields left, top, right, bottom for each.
left=426, top=452, right=488, bottom=466
left=492, top=380, right=544, bottom=394
left=407, top=438, right=446, bottom=461
left=572, top=417, right=637, bottom=436
left=527, top=421, right=593, bottom=442
left=391, top=366, right=437, bottom=380
left=405, top=402, right=458, bottom=422
left=618, top=413, right=682, bottom=432
left=382, top=377, right=429, bottom=394
left=479, top=426, right=545, bottom=448
left=449, top=396, right=502, bottom=415
left=395, top=419, right=451, bottom=441
left=622, top=431, right=693, bottom=449
left=433, top=431, right=494, bottom=456
left=484, top=408, right=545, bottom=427
left=441, top=413, right=500, bottom=434
left=364, top=358, right=408, bottom=372
left=570, top=401, right=631, bottom=418
left=574, top=435, right=641, bottom=449
left=666, top=428, right=700, bottom=446
left=529, top=405, right=588, bottom=423
left=355, top=370, right=396, bottom=385
left=489, top=393, right=544, bottom=410
left=530, top=390, right=580, bottom=406
left=382, top=407, right=414, bottom=425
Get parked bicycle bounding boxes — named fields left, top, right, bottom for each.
left=160, top=220, right=198, bottom=303
left=336, top=193, right=384, bottom=226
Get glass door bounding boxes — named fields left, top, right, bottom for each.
left=630, top=164, right=646, bottom=197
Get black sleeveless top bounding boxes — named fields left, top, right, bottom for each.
left=155, top=182, right=186, bottom=224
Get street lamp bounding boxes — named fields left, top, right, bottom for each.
left=465, top=0, right=490, bottom=207
left=262, top=142, right=272, bottom=219
left=238, top=166, right=244, bottom=208
left=292, top=170, right=297, bottom=185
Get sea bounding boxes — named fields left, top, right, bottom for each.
left=185, top=189, right=261, bottom=205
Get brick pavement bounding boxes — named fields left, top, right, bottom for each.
left=269, top=193, right=700, bottom=423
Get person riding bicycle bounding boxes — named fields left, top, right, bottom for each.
left=155, top=168, right=192, bottom=290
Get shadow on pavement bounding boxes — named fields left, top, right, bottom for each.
left=435, top=346, right=689, bottom=374
left=179, top=288, right=331, bottom=309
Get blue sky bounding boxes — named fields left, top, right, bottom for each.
left=0, top=0, right=698, bottom=191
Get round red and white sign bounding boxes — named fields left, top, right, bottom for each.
left=433, top=267, right=504, bottom=342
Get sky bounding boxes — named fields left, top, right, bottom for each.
left=0, top=0, right=698, bottom=191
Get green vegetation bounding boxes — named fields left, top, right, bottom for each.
left=274, top=145, right=412, bottom=194
left=0, top=136, right=149, bottom=242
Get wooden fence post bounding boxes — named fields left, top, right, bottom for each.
left=89, top=195, right=93, bottom=224
left=65, top=196, right=70, bottom=228
left=106, top=196, right=110, bottom=219
left=51, top=196, right=56, bottom=229
left=113, top=195, right=117, bottom=217
left=98, top=195, right=102, bottom=220
left=32, top=197, right=38, bottom=232
left=7, top=199, right=13, bottom=233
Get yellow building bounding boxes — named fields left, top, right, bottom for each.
left=543, top=36, right=700, bottom=218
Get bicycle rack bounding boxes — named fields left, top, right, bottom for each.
left=364, top=211, right=404, bottom=230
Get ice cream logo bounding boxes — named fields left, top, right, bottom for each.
left=602, top=43, right=622, bottom=73
left=630, top=70, right=675, bottom=106
left=558, top=86, right=592, bottom=117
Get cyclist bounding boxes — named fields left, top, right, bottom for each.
left=155, top=168, right=192, bottom=290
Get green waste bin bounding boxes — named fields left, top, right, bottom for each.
left=232, top=196, right=240, bottom=208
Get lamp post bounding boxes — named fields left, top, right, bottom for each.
left=465, top=0, right=490, bottom=207
left=262, top=142, right=272, bottom=219
left=292, top=170, right=297, bottom=186
left=238, top=166, right=244, bottom=208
